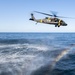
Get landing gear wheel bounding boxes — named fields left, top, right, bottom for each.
left=55, top=25, right=57, bottom=27
left=58, top=26, right=60, bottom=27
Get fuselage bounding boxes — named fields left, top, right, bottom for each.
left=29, top=14, right=67, bottom=27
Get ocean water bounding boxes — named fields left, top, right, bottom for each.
left=0, top=33, right=75, bottom=75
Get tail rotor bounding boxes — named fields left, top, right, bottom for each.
left=29, top=13, right=35, bottom=21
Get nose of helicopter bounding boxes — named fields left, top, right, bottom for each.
left=63, top=23, right=67, bottom=26
left=62, top=22, right=67, bottom=26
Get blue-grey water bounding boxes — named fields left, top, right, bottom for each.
left=0, top=33, right=75, bottom=75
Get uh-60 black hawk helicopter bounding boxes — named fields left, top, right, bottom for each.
left=29, top=11, right=75, bottom=27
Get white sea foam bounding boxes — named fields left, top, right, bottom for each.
left=0, top=51, right=36, bottom=64
left=0, top=44, right=22, bottom=49
left=0, top=43, right=48, bottom=52
left=26, top=44, right=48, bottom=51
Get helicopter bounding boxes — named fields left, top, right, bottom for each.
left=29, top=11, right=75, bottom=27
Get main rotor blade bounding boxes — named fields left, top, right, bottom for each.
left=34, top=11, right=53, bottom=16
left=50, top=11, right=75, bottom=19
left=56, top=16, right=75, bottom=19
left=34, top=11, right=75, bottom=19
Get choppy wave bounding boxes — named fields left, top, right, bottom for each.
left=0, top=33, right=75, bottom=75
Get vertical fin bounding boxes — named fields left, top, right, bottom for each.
left=31, top=13, right=35, bottom=20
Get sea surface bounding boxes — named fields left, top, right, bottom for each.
left=0, top=33, right=75, bottom=75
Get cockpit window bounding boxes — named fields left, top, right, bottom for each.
left=45, top=17, right=48, bottom=19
